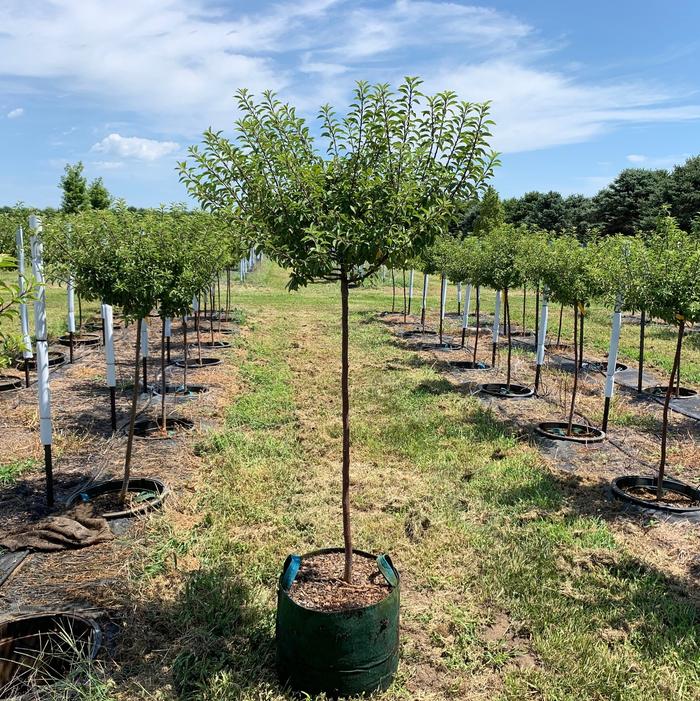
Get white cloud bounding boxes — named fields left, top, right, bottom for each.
left=0, top=0, right=698, bottom=155
left=625, top=153, right=691, bottom=168
left=6, top=107, right=24, bottom=118
left=91, top=133, right=179, bottom=161
left=92, top=160, right=125, bottom=170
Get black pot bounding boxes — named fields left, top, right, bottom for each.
left=535, top=421, right=605, bottom=443
left=0, top=613, right=100, bottom=693
left=276, top=548, right=400, bottom=697
left=643, top=386, right=698, bottom=399
left=174, top=357, right=222, bottom=369
left=449, top=360, right=490, bottom=370
left=480, top=383, right=534, bottom=399
left=0, top=374, right=22, bottom=393
left=65, top=477, right=168, bottom=519
left=57, top=333, right=101, bottom=347
left=15, top=351, right=66, bottom=371
left=611, top=475, right=700, bottom=514
left=201, top=340, right=232, bottom=349
left=132, top=416, right=194, bottom=439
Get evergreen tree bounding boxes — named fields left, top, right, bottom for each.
left=59, top=162, right=89, bottom=213
left=88, top=177, right=111, bottom=210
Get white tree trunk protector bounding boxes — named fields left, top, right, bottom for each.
left=15, top=226, right=32, bottom=358
left=536, top=288, right=549, bottom=366
left=408, top=270, right=414, bottom=303
left=440, top=275, right=447, bottom=319
left=421, top=274, right=429, bottom=312
left=457, top=282, right=462, bottom=307
left=462, top=284, right=472, bottom=329
left=192, top=295, right=200, bottom=313
left=29, top=216, right=52, bottom=446
left=67, top=275, right=76, bottom=333
left=492, top=290, right=501, bottom=344
left=605, top=295, right=623, bottom=399
left=239, top=260, right=245, bottom=281
left=103, top=304, right=116, bottom=387
left=164, top=317, right=171, bottom=337
left=140, top=318, right=149, bottom=358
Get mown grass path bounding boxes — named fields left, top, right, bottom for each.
left=127, top=264, right=699, bottom=701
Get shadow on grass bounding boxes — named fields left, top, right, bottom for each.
left=118, top=560, right=279, bottom=699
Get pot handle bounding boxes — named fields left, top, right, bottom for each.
left=280, top=554, right=301, bottom=591
left=376, top=554, right=399, bottom=587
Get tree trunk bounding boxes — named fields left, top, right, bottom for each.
left=567, top=305, right=579, bottom=436
left=182, top=317, right=188, bottom=391
left=658, top=320, right=685, bottom=499
left=472, top=287, right=481, bottom=365
left=556, top=303, right=564, bottom=346
left=340, top=272, right=353, bottom=584
left=120, top=318, right=142, bottom=503
left=637, top=309, right=646, bottom=392
left=196, top=304, right=203, bottom=364
left=505, top=288, right=512, bottom=389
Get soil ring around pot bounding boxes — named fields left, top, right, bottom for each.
left=583, top=361, right=629, bottom=374
left=201, top=339, right=232, bottom=349
left=0, top=374, right=23, bottom=393
left=132, top=416, right=194, bottom=439
left=424, top=341, right=462, bottom=351
left=535, top=421, right=605, bottom=443
left=151, top=384, right=208, bottom=401
left=57, top=333, right=101, bottom=347
left=66, top=477, right=168, bottom=519
left=480, top=383, right=534, bottom=399
left=402, top=329, right=437, bottom=337
left=610, top=475, right=700, bottom=516
left=0, top=612, right=101, bottom=696
left=173, top=357, right=222, bottom=369
left=643, top=385, right=698, bottom=399
left=16, top=351, right=66, bottom=371
left=449, top=360, right=490, bottom=370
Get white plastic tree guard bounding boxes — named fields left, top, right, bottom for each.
left=140, top=318, right=149, bottom=390
left=408, top=270, right=414, bottom=315
left=456, top=282, right=462, bottom=315
left=440, top=275, right=447, bottom=320
left=29, top=215, right=54, bottom=507
left=602, top=294, right=623, bottom=432
left=421, top=273, right=429, bottom=328
left=492, top=290, right=501, bottom=366
left=535, top=288, right=549, bottom=393
left=461, top=283, right=472, bottom=347
left=15, top=226, right=33, bottom=386
left=103, top=304, right=117, bottom=430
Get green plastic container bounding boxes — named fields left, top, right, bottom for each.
left=276, top=547, right=400, bottom=697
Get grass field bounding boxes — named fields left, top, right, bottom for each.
left=98, top=262, right=699, bottom=700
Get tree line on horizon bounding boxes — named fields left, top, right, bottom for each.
left=2, top=154, right=699, bottom=240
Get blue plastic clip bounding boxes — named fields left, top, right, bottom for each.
left=376, top=554, right=399, bottom=587
left=281, top=554, right=302, bottom=591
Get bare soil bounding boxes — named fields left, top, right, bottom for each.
left=289, top=551, right=392, bottom=612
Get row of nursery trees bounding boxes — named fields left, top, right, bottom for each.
left=1, top=206, right=245, bottom=507
left=415, top=209, right=700, bottom=494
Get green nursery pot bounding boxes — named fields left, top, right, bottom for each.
left=276, top=547, right=400, bottom=697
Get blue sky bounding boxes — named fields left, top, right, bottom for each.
left=1, top=0, right=698, bottom=208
